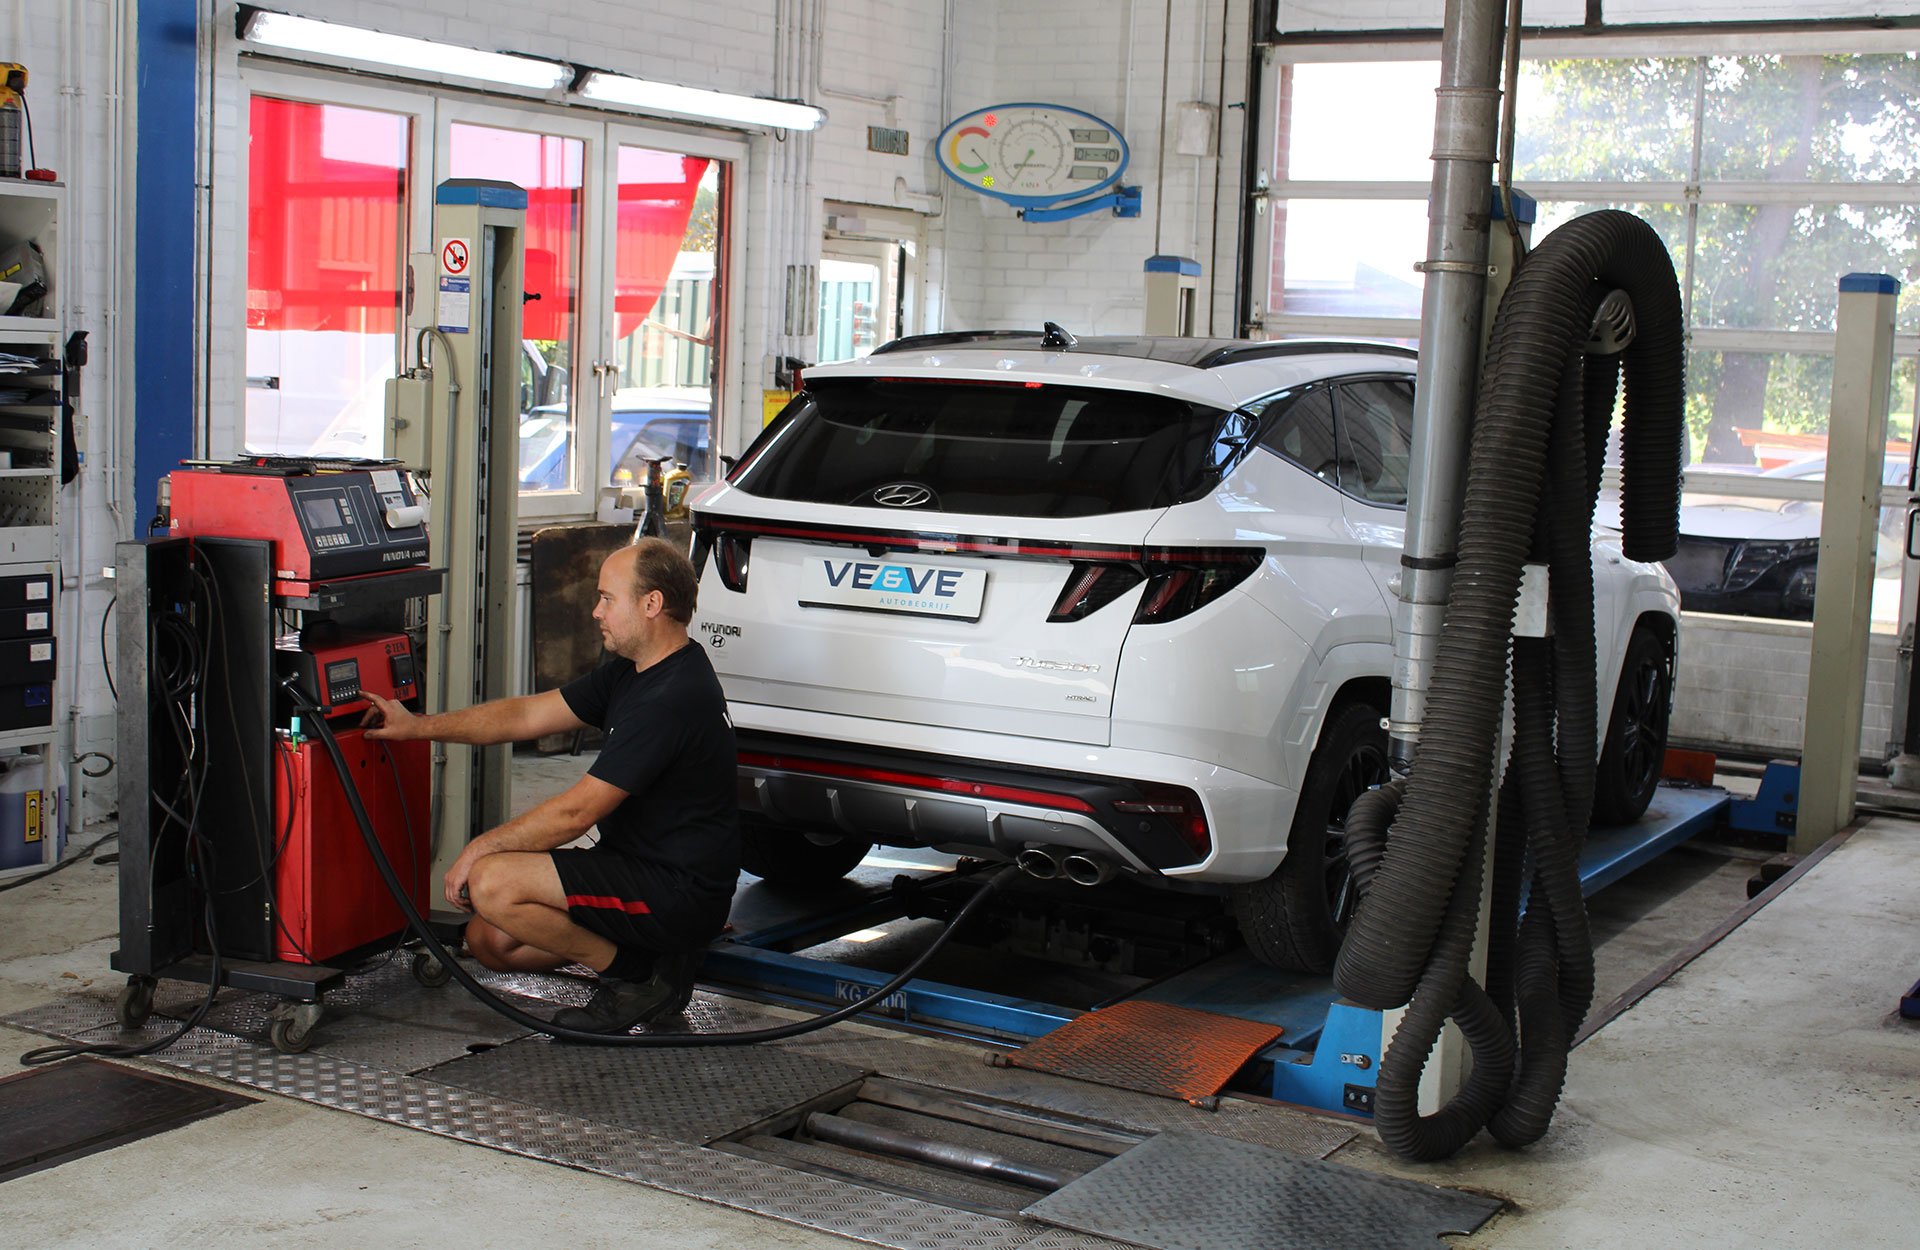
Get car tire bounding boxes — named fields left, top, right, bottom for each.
left=1233, top=700, right=1390, bottom=974
left=1593, top=625, right=1673, bottom=827
left=740, top=818, right=874, bottom=890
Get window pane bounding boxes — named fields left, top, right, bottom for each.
left=1335, top=378, right=1414, bottom=506
left=245, top=97, right=408, bottom=457
left=611, top=150, right=720, bottom=484
left=1687, top=350, right=1915, bottom=466
left=819, top=258, right=882, bottom=363
left=1257, top=386, right=1338, bottom=482
left=1514, top=58, right=1696, bottom=182
left=1693, top=202, right=1920, bottom=332
left=448, top=124, right=584, bottom=494
left=1532, top=200, right=1688, bottom=275
left=1270, top=199, right=1428, bottom=318
left=735, top=379, right=1239, bottom=518
left=1701, top=53, right=1920, bottom=182
left=1281, top=62, right=1439, bottom=181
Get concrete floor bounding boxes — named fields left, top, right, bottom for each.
left=3, top=758, right=1916, bottom=1248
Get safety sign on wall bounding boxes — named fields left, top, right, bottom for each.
left=439, top=236, right=473, bottom=334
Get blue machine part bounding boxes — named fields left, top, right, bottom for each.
left=1901, top=978, right=1920, bottom=1021
left=1270, top=1001, right=1380, bottom=1114
left=1726, top=761, right=1799, bottom=835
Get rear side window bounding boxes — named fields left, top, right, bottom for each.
left=1334, top=378, right=1414, bottom=507
left=733, top=378, right=1249, bottom=517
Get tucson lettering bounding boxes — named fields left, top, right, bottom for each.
left=821, top=561, right=964, bottom=597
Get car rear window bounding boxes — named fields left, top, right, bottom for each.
left=732, top=377, right=1249, bottom=518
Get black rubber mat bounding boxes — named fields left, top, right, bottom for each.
left=1026, top=1129, right=1502, bottom=1250
left=0, top=1058, right=254, bottom=1182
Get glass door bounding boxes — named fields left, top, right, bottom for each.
left=598, top=125, right=737, bottom=489
left=817, top=239, right=901, bottom=365
left=440, top=104, right=605, bottom=519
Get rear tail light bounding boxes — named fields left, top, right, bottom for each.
left=714, top=534, right=752, bottom=592
left=1048, top=562, right=1146, bottom=622
left=1133, top=549, right=1263, bottom=624
left=1113, top=782, right=1211, bottom=859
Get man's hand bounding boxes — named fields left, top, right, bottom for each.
left=445, top=846, right=480, bottom=912
left=362, top=691, right=420, bottom=741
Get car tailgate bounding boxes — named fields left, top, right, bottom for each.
left=691, top=508, right=1162, bottom=747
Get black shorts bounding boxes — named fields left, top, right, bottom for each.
left=549, top=848, right=721, bottom=954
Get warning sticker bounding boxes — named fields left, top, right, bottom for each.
left=438, top=275, right=471, bottom=334
left=441, top=237, right=471, bottom=275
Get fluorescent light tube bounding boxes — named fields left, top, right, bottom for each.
left=578, top=70, right=824, bottom=131
left=240, top=10, right=569, bottom=91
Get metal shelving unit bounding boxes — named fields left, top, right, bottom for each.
left=0, top=178, right=65, bottom=878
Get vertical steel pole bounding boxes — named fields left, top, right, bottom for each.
left=1796, top=273, right=1899, bottom=851
left=1388, top=0, right=1508, bottom=773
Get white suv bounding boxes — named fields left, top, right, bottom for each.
left=690, top=331, right=1680, bottom=972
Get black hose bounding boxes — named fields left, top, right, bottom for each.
left=294, top=691, right=1015, bottom=1046
left=1333, top=210, right=1685, bottom=1160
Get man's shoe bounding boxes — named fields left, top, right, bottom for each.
left=548, top=974, right=675, bottom=1035
left=653, top=946, right=707, bottom=1015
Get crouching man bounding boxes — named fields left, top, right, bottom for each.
left=363, top=538, right=738, bottom=1035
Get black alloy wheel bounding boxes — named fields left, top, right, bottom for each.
left=1234, top=700, right=1391, bottom=973
left=1593, top=626, right=1673, bottom=826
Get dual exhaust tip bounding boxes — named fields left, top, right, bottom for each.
left=1015, top=846, right=1118, bottom=887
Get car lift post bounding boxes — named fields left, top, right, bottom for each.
left=388, top=179, right=528, bottom=878
left=1795, top=274, right=1899, bottom=853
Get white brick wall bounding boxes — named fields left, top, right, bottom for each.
left=1671, top=615, right=1900, bottom=762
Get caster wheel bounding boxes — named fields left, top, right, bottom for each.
left=411, top=950, right=453, bottom=989
left=267, top=1002, right=324, bottom=1054
left=114, top=977, right=156, bottom=1030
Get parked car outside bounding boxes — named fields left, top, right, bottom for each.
left=1665, top=453, right=1907, bottom=620
left=519, top=387, right=713, bottom=492
left=689, top=333, right=1681, bottom=973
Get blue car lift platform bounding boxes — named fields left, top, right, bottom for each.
left=702, top=782, right=1735, bottom=1117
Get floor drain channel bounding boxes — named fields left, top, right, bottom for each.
left=714, top=1075, right=1143, bottom=1218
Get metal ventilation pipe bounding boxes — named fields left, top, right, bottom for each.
left=1387, top=0, right=1511, bottom=772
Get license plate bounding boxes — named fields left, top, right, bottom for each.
left=799, top=555, right=987, bottom=621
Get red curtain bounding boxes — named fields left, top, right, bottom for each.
left=247, top=97, right=408, bottom=333
left=615, top=149, right=710, bottom=338
left=447, top=125, right=583, bottom=343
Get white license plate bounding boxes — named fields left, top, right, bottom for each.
left=799, top=554, right=987, bottom=621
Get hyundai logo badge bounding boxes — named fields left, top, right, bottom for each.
left=872, top=482, right=934, bottom=508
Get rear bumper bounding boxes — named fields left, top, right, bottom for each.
left=731, top=708, right=1295, bottom=883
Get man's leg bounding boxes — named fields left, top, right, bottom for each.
left=465, top=851, right=618, bottom=974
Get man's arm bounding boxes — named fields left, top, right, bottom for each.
left=362, top=688, right=586, bottom=746
left=443, top=773, right=629, bottom=910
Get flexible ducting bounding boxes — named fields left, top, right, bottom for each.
left=1332, top=210, right=1684, bottom=1160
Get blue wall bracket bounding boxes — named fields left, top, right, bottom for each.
left=1020, top=185, right=1142, bottom=223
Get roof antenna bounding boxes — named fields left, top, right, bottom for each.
left=1041, top=322, right=1078, bottom=349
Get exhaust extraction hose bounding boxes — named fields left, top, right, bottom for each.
left=1333, top=210, right=1684, bottom=1161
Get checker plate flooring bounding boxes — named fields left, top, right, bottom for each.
left=5, top=966, right=1487, bottom=1250
left=1027, top=1130, right=1503, bottom=1250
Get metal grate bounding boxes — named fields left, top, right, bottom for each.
left=999, top=1001, right=1283, bottom=1105
left=1027, top=1129, right=1503, bottom=1250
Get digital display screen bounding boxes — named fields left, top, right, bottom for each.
left=325, top=660, right=358, bottom=685
left=301, top=496, right=343, bottom=529
left=1069, top=128, right=1110, bottom=142
left=1074, top=147, right=1120, bottom=163
left=1069, top=165, right=1110, bottom=181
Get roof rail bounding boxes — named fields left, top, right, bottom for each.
left=1193, top=340, right=1418, bottom=368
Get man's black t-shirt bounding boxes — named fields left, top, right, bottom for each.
left=558, top=644, right=739, bottom=909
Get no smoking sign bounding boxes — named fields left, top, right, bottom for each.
left=441, top=238, right=470, bottom=275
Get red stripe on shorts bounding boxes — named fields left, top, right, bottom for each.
left=567, top=893, right=653, bottom=915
